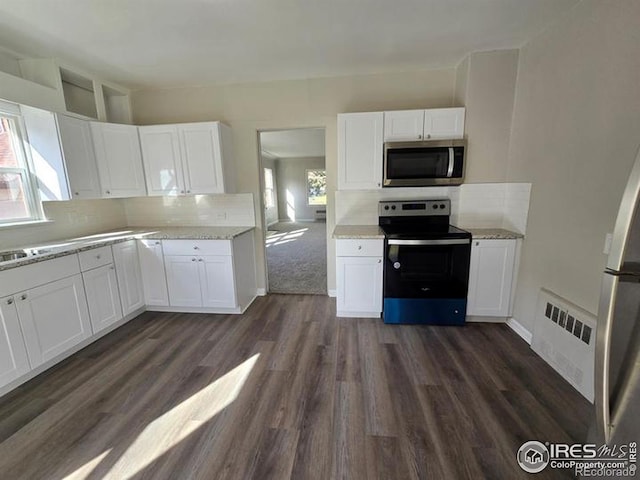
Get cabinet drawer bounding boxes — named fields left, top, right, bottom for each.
left=0, top=254, right=80, bottom=298
left=162, top=239, right=232, bottom=256
left=336, top=239, right=383, bottom=257
left=78, top=246, right=113, bottom=272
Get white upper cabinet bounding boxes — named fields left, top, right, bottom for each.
left=423, top=107, right=465, bottom=140
left=383, top=110, right=425, bottom=141
left=139, top=121, right=235, bottom=196
left=21, top=106, right=71, bottom=201
left=91, top=122, right=147, bottom=198
left=138, top=125, right=184, bottom=196
left=55, top=114, right=102, bottom=199
left=337, top=112, right=384, bottom=190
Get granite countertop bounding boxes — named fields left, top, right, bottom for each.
left=0, top=226, right=255, bottom=271
left=464, top=228, right=523, bottom=239
left=332, top=225, right=385, bottom=239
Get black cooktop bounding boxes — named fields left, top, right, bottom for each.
left=379, top=223, right=471, bottom=240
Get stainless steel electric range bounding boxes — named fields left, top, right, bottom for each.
left=378, top=199, right=472, bottom=325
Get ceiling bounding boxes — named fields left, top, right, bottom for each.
left=0, top=0, right=579, bottom=89
left=261, top=128, right=325, bottom=159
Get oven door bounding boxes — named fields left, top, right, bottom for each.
left=384, top=238, right=471, bottom=298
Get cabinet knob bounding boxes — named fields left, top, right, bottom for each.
left=192, top=258, right=196, bottom=261
left=418, top=134, right=422, bottom=139
left=193, top=246, right=199, bottom=250
left=180, top=190, right=185, bottom=194
left=74, top=192, right=79, bottom=196
left=198, top=258, right=203, bottom=262
left=358, top=245, right=362, bottom=250
left=105, top=190, right=111, bottom=195
left=20, top=294, right=27, bottom=301
left=378, top=259, right=381, bottom=263
left=377, top=183, right=381, bottom=187
left=96, top=254, right=101, bottom=259
left=426, top=134, right=431, bottom=139
left=110, top=266, right=115, bottom=270
left=155, top=241, right=161, bottom=245
left=475, top=241, right=479, bottom=246
left=187, top=190, right=191, bottom=194
left=6, top=298, right=14, bottom=305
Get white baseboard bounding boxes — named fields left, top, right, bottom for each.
left=466, top=315, right=507, bottom=323
left=506, top=317, right=533, bottom=344
left=328, top=289, right=337, bottom=298
left=256, top=288, right=266, bottom=296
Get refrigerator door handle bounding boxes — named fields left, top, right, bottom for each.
left=595, top=272, right=617, bottom=443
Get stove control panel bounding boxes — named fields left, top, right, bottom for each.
left=378, top=199, right=450, bottom=217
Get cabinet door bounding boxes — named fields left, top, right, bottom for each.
left=138, top=125, right=185, bottom=196
left=138, top=240, right=169, bottom=306
left=179, top=123, right=224, bottom=194
left=55, top=114, right=102, bottom=199
left=467, top=239, right=516, bottom=317
left=164, top=255, right=202, bottom=307
left=83, top=264, right=123, bottom=333
left=198, top=256, right=236, bottom=308
left=0, top=296, right=31, bottom=388
left=423, top=108, right=465, bottom=140
left=17, top=275, right=92, bottom=368
left=337, top=112, right=384, bottom=190
left=21, top=106, right=71, bottom=201
left=91, top=122, right=147, bottom=197
left=112, top=241, right=145, bottom=316
left=336, top=256, right=383, bottom=315
left=383, top=110, right=425, bottom=141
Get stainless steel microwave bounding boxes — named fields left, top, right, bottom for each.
left=383, top=139, right=466, bottom=187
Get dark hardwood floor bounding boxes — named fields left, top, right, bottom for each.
left=0, top=294, right=592, bottom=479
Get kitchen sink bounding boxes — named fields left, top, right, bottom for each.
left=0, top=250, right=28, bottom=262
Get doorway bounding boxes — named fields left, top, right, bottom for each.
left=259, top=128, right=327, bottom=294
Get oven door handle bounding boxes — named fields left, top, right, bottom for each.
left=388, top=239, right=470, bottom=246
left=447, top=147, right=455, bottom=177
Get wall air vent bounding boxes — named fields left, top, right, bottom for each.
left=532, top=288, right=596, bottom=402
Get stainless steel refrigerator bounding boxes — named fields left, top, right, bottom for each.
left=593, top=145, right=640, bottom=459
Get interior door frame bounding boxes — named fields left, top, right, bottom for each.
left=256, top=126, right=328, bottom=294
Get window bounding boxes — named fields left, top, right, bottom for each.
left=306, top=169, right=326, bottom=206
left=264, top=167, right=275, bottom=208
left=0, top=106, right=41, bottom=225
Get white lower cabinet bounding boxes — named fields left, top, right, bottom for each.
left=138, top=240, right=170, bottom=306
left=164, top=255, right=204, bottom=307
left=163, top=240, right=239, bottom=310
left=17, top=274, right=92, bottom=368
left=83, top=264, right=123, bottom=334
left=467, top=239, right=517, bottom=317
left=0, top=296, right=31, bottom=389
left=336, top=239, right=384, bottom=318
left=200, top=256, right=236, bottom=308
left=112, top=240, right=145, bottom=316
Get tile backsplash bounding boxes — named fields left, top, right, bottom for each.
left=1, top=199, right=128, bottom=249
left=123, top=193, right=256, bottom=227
left=335, top=183, right=531, bottom=234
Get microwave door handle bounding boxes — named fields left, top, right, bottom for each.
left=447, top=147, right=455, bottom=178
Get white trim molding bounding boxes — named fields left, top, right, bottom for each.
left=506, top=317, right=532, bottom=344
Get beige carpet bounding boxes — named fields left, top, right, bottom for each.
left=266, top=220, right=327, bottom=294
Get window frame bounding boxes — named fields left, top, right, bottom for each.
left=263, top=167, right=275, bottom=209
left=0, top=102, right=43, bottom=226
left=305, top=168, right=326, bottom=207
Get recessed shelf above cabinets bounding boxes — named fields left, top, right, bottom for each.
left=60, top=67, right=98, bottom=119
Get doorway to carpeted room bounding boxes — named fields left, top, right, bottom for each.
left=265, top=220, right=327, bottom=294
left=259, top=128, right=327, bottom=295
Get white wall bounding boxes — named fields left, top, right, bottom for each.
left=276, top=156, right=325, bottom=221
left=506, top=0, right=640, bottom=332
